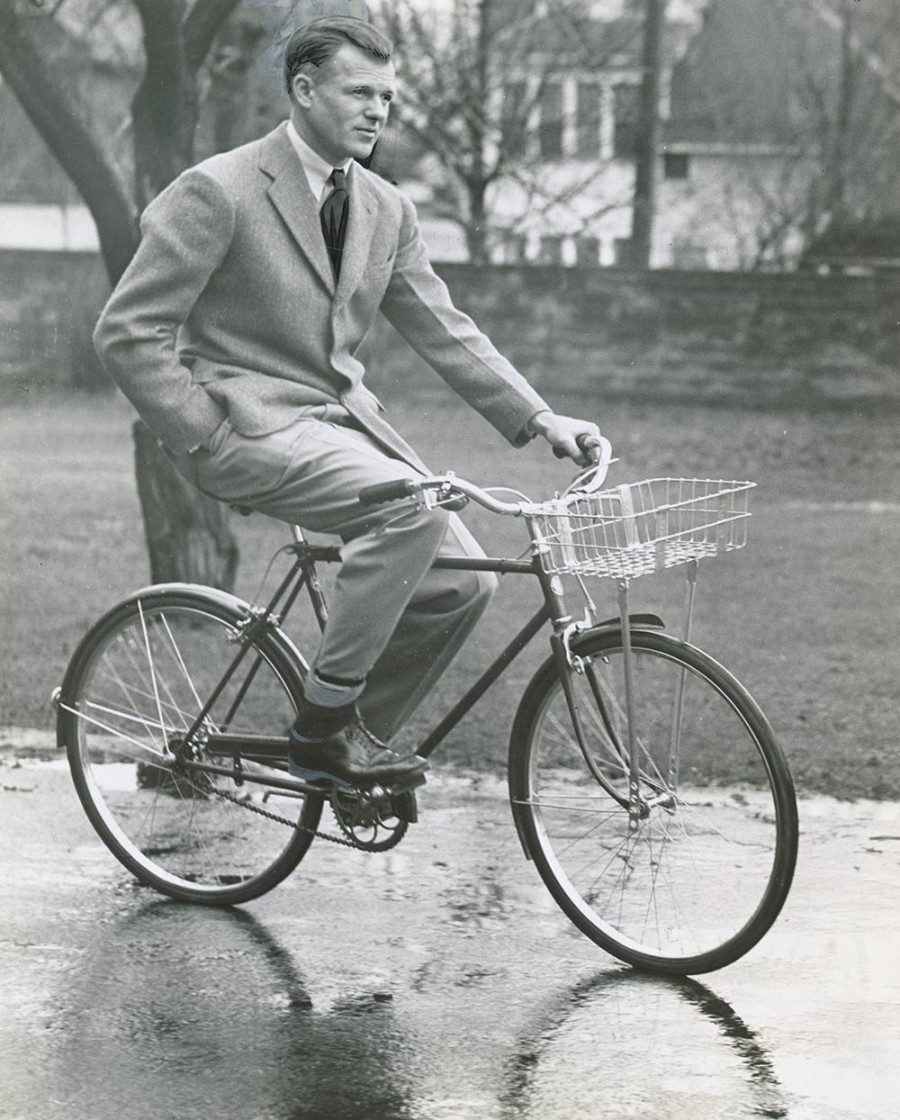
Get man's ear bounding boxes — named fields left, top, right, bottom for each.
left=290, top=71, right=315, bottom=109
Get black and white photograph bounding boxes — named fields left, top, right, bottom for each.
left=1, top=0, right=898, bottom=1116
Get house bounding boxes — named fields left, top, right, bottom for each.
left=659, top=0, right=900, bottom=269
left=393, top=0, right=702, bottom=265
left=403, top=0, right=900, bottom=269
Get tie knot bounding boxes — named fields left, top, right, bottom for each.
left=331, top=168, right=347, bottom=191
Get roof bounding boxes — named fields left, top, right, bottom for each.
left=489, top=8, right=697, bottom=71
left=666, top=0, right=900, bottom=145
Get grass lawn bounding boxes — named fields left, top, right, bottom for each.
left=2, top=385, right=899, bottom=799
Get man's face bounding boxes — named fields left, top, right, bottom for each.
left=291, top=43, right=397, bottom=166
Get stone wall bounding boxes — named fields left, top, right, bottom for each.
left=364, top=264, right=900, bottom=411
left=3, top=249, right=899, bottom=408
left=0, top=250, right=109, bottom=389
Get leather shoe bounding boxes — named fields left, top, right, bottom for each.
left=288, top=720, right=427, bottom=791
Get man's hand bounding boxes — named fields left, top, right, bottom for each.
left=529, top=410, right=603, bottom=467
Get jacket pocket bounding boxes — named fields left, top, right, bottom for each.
left=205, top=416, right=232, bottom=456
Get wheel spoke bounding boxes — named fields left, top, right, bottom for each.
left=137, top=601, right=168, bottom=742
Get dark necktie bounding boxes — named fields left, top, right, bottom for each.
left=320, top=168, right=349, bottom=281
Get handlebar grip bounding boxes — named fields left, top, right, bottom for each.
left=358, top=479, right=418, bottom=506
left=553, top=434, right=604, bottom=460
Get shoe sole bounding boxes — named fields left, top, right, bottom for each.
left=287, top=758, right=427, bottom=793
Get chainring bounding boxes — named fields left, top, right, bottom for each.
left=331, top=786, right=412, bottom=852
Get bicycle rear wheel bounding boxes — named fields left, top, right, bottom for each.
left=58, top=589, right=323, bottom=905
left=509, top=629, right=798, bottom=974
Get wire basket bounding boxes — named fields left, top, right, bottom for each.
left=530, top=478, right=755, bottom=580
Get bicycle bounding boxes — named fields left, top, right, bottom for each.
left=53, top=439, right=798, bottom=975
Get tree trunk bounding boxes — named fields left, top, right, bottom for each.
left=626, top=0, right=665, bottom=269
left=466, top=181, right=490, bottom=264
left=825, top=0, right=855, bottom=224
left=133, top=423, right=238, bottom=587
left=128, top=0, right=241, bottom=592
left=466, top=0, right=491, bottom=265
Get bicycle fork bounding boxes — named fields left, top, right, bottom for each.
left=552, top=565, right=700, bottom=829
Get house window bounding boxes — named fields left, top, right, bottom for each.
left=502, top=82, right=528, bottom=159
left=575, top=235, right=600, bottom=266
left=537, top=235, right=564, bottom=264
left=613, top=236, right=635, bottom=266
left=664, top=152, right=690, bottom=180
left=612, top=83, right=640, bottom=159
left=575, top=81, right=601, bottom=159
left=539, top=81, right=564, bottom=159
left=499, top=231, right=527, bottom=264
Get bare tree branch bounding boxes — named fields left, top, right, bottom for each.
left=184, top=0, right=242, bottom=71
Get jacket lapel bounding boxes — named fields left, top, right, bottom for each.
left=334, top=163, right=378, bottom=305
left=259, top=124, right=335, bottom=295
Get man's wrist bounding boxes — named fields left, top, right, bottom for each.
left=526, top=409, right=554, bottom=437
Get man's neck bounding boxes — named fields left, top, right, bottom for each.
left=285, top=118, right=351, bottom=205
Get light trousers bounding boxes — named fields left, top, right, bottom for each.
left=184, top=406, right=498, bottom=740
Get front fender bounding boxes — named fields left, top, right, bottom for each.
left=585, top=612, right=666, bottom=640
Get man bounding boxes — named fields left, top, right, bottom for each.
left=94, top=16, right=601, bottom=795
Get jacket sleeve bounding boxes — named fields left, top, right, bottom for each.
left=93, top=168, right=233, bottom=455
left=378, top=194, right=550, bottom=447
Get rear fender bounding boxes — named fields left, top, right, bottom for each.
left=55, top=583, right=309, bottom=743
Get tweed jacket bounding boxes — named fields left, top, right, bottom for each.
left=93, top=122, right=550, bottom=471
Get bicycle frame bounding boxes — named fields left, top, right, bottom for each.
left=178, top=527, right=666, bottom=811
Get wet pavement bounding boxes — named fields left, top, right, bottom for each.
left=1, top=732, right=898, bottom=1120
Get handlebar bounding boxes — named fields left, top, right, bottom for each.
left=358, top=434, right=614, bottom=515
left=552, top=432, right=605, bottom=461
left=358, top=479, right=421, bottom=506
left=360, top=474, right=523, bottom=514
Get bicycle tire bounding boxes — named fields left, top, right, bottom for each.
left=58, top=587, right=323, bottom=905
left=508, top=628, right=798, bottom=974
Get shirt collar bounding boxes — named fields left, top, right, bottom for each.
left=286, top=119, right=352, bottom=207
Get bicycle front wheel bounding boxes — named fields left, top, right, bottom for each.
left=58, top=590, right=323, bottom=905
left=509, top=629, right=798, bottom=974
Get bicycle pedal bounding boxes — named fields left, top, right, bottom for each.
left=392, top=789, right=418, bottom=824
left=384, top=769, right=427, bottom=794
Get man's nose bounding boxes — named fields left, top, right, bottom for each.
left=365, top=98, right=388, bottom=121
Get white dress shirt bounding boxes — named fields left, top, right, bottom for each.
left=286, top=119, right=352, bottom=208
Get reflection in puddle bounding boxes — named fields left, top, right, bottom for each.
left=32, top=897, right=789, bottom=1120
left=503, top=971, right=788, bottom=1119
left=48, top=904, right=415, bottom=1120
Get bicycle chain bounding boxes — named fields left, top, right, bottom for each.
left=212, top=786, right=363, bottom=850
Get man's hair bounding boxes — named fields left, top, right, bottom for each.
left=284, top=17, right=392, bottom=95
